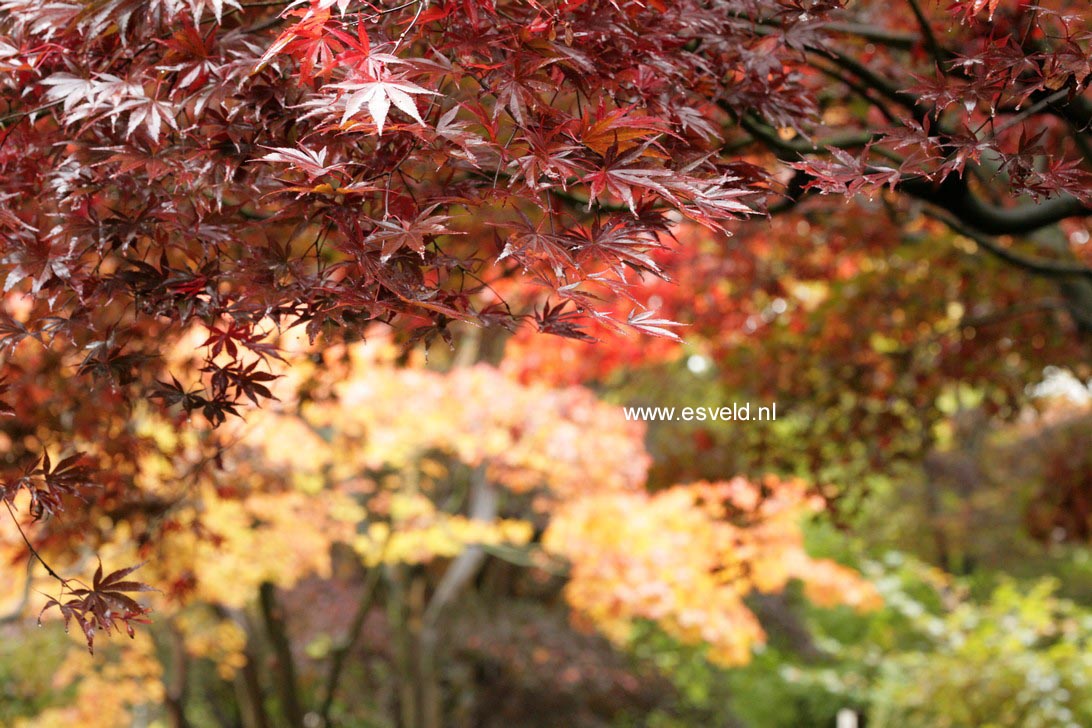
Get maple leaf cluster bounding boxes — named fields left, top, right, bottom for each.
left=38, top=561, right=154, bottom=655
left=1, top=0, right=1089, bottom=468
left=1, top=0, right=776, bottom=408
left=0, top=1, right=1089, bottom=399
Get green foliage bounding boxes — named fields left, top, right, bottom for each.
left=620, top=552, right=1092, bottom=728
left=793, top=563, right=1092, bottom=728
left=0, top=624, right=73, bottom=722
left=867, top=578, right=1092, bottom=728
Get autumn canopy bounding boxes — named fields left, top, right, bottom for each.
left=1, top=0, right=1092, bottom=725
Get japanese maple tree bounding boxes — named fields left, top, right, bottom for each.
left=2, top=0, right=1092, bottom=649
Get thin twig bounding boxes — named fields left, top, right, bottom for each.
left=3, top=499, right=65, bottom=583
left=988, top=88, right=1069, bottom=139
left=392, top=0, right=426, bottom=53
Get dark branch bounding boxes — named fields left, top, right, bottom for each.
left=824, top=22, right=919, bottom=49
left=923, top=208, right=1092, bottom=280
left=905, top=0, right=943, bottom=65
left=902, top=176, right=1092, bottom=237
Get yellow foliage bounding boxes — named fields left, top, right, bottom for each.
left=353, top=501, right=535, bottom=567
left=176, top=610, right=248, bottom=679
left=285, top=355, right=650, bottom=501
left=16, top=634, right=163, bottom=728
left=145, top=485, right=359, bottom=608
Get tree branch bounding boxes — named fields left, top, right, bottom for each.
left=418, top=466, right=497, bottom=728
left=824, top=22, right=919, bottom=49
left=905, top=0, right=943, bottom=64
left=903, top=175, right=1092, bottom=237
left=923, top=207, right=1092, bottom=279
left=736, top=115, right=883, bottom=160
left=810, top=58, right=904, bottom=125
left=227, top=607, right=272, bottom=728
left=738, top=107, right=1092, bottom=238
left=811, top=47, right=930, bottom=122
left=422, top=467, right=496, bottom=627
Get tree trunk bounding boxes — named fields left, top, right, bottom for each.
left=258, top=581, right=306, bottom=727
left=164, top=621, right=191, bottom=728
left=318, top=565, right=384, bottom=727
left=419, top=467, right=498, bottom=728
left=387, top=564, right=419, bottom=728
left=234, top=640, right=272, bottom=728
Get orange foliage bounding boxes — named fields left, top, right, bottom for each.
left=544, top=476, right=881, bottom=665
